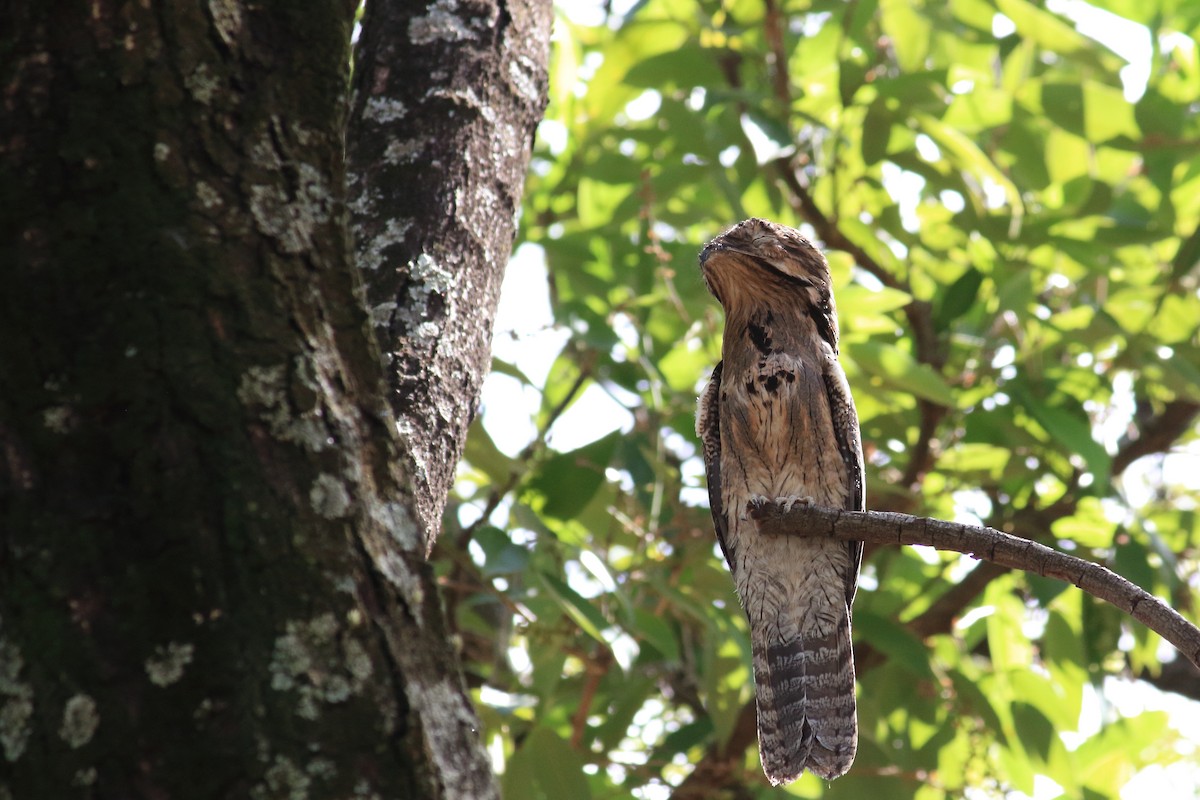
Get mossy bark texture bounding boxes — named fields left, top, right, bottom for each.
left=0, top=1, right=546, bottom=798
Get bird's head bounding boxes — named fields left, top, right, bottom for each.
left=699, top=218, right=832, bottom=313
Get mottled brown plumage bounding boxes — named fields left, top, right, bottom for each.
left=695, top=218, right=864, bottom=784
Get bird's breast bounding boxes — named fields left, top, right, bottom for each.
left=720, top=348, right=846, bottom=506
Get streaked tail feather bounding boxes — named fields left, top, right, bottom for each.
left=753, top=611, right=857, bottom=784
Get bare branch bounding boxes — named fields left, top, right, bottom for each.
left=1112, top=399, right=1200, bottom=476
left=1137, top=656, right=1200, bottom=702
left=750, top=501, right=1200, bottom=669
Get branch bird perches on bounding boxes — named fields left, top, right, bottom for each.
left=749, top=499, right=1200, bottom=670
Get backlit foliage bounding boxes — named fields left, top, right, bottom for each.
left=445, top=1, right=1200, bottom=797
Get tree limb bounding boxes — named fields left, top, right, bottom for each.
left=749, top=501, right=1200, bottom=669
left=1112, top=399, right=1200, bottom=476
left=1137, top=656, right=1200, bottom=702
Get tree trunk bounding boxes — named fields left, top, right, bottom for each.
left=0, top=1, right=548, bottom=797
left=349, top=0, right=552, bottom=554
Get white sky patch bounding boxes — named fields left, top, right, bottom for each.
left=546, top=384, right=633, bottom=452
left=624, top=89, right=661, bottom=122
left=909, top=543, right=941, bottom=565
left=480, top=373, right=540, bottom=456
left=940, top=190, right=966, bottom=212
left=914, top=134, right=941, bottom=162
left=951, top=489, right=992, bottom=525
left=537, top=118, right=568, bottom=156
left=492, top=244, right=565, bottom=383
left=1048, top=0, right=1153, bottom=101
left=980, top=176, right=1009, bottom=209
left=881, top=162, right=924, bottom=233
left=740, top=113, right=793, bottom=164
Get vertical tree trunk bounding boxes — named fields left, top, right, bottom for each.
left=0, top=1, right=549, bottom=797
left=348, top=0, right=552, bottom=553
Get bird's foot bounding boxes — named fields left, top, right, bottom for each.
left=777, top=494, right=814, bottom=512
left=745, top=494, right=813, bottom=519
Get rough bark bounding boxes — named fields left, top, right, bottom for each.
left=348, top=0, right=552, bottom=554
left=0, top=1, right=548, bottom=797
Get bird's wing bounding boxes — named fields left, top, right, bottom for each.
left=697, top=361, right=732, bottom=567
left=821, top=348, right=865, bottom=605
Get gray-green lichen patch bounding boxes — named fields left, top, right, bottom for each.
left=307, top=757, right=336, bottom=781
left=310, top=474, right=351, bottom=519
left=369, top=301, right=397, bottom=328
left=0, top=637, right=33, bottom=762
left=395, top=252, right=454, bottom=349
left=72, top=768, right=98, bottom=787
left=58, top=694, right=99, bottom=748
left=251, top=754, right=310, bottom=800
left=353, top=778, right=383, bottom=799
left=268, top=614, right=374, bottom=721
left=196, top=181, right=223, bottom=209
left=383, top=136, right=430, bottom=165
left=207, top=0, right=243, bottom=48
left=370, top=500, right=422, bottom=555
left=355, top=218, right=412, bottom=272
left=249, top=157, right=332, bottom=255
left=508, top=54, right=543, bottom=104
left=363, top=97, right=407, bottom=124
left=42, top=405, right=76, bottom=434
left=145, top=642, right=195, bottom=687
left=412, top=677, right=493, bottom=792
left=237, top=363, right=329, bottom=452
left=185, top=63, right=220, bottom=105
left=409, top=0, right=481, bottom=44
left=194, top=697, right=214, bottom=720
left=394, top=417, right=430, bottom=485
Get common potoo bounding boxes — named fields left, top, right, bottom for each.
left=695, top=218, right=864, bottom=783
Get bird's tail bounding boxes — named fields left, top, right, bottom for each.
left=752, top=608, right=857, bottom=784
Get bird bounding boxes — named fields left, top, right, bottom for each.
left=695, top=218, right=864, bottom=784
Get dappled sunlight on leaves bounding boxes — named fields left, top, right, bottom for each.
left=445, top=0, right=1200, bottom=796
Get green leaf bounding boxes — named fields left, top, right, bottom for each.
left=995, top=0, right=1092, bottom=54
left=934, top=267, right=983, bottom=331
left=1083, top=81, right=1139, bottom=142
left=854, top=611, right=936, bottom=679
left=539, top=571, right=610, bottom=646
left=862, top=100, right=893, bottom=165
left=503, top=726, right=593, bottom=800
left=1011, top=384, right=1111, bottom=486
left=916, top=112, right=1024, bottom=221
left=1011, top=702, right=1054, bottom=762
left=623, top=45, right=725, bottom=89
left=880, top=0, right=931, bottom=72
left=476, top=526, right=531, bottom=575
left=632, top=608, right=680, bottom=662
left=846, top=341, right=957, bottom=407
left=526, top=433, right=619, bottom=521
left=1050, top=497, right=1117, bottom=549
left=937, top=443, right=1010, bottom=478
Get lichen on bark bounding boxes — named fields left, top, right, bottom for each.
left=349, top=0, right=554, bottom=554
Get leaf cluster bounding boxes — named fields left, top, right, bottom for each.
left=448, top=1, right=1200, bottom=797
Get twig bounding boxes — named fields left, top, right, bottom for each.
left=1112, top=399, right=1200, bottom=475
left=570, top=649, right=613, bottom=749
left=749, top=501, right=1200, bottom=669
left=762, top=0, right=792, bottom=113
